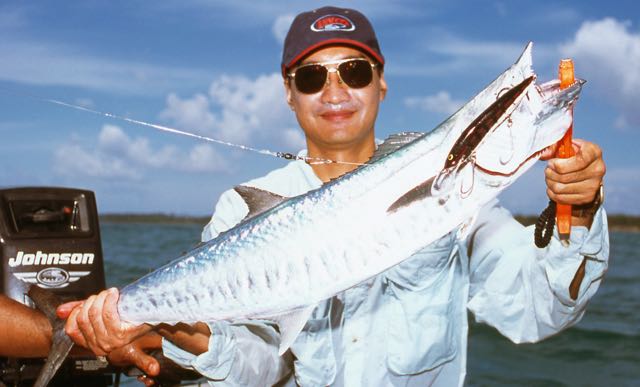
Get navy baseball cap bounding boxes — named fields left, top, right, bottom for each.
left=281, top=6, right=385, bottom=76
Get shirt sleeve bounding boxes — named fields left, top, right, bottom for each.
left=201, top=189, right=249, bottom=243
left=466, top=199, right=609, bottom=343
left=162, top=322, right=289, bottom=386
left=162, top=188, right=289, bottom=385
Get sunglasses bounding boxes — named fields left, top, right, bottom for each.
left=288, top=58, right=378, bottom=94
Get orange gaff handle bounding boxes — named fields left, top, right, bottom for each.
left=556, top=59, right=576, bottom=238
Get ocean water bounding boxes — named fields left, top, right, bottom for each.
left=102, top=224, right=639, bottom=386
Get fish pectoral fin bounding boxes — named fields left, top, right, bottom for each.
left=269, top=305, right=315, bottom=355
left=28, top=285, right=75, bottom=387
left=234, top=186, right=288, bottom=220
left=387, top=176, right=436, bottom=213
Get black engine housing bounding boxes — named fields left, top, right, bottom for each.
left=0, top=187, right=113, bottom=386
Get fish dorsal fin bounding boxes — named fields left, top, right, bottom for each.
left=267, top=305, right=315, bottom=355
left=234, top=186, right=288, bottom=219
left=368, top=132, right=424, bottom=164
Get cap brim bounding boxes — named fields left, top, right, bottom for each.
left=282, top=38, right=385, bottom=76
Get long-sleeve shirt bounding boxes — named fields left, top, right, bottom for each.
left=163, top=154, right=609, bottom=386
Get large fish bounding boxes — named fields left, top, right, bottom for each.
left=33, top=43, right=583, bottom=385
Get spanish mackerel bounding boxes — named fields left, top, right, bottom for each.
left=34, top=43, right=584, bottom=385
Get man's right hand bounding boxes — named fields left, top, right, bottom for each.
left=57, top=287, right=152, bottom=355
left=107, top=332, right=162, bottom=387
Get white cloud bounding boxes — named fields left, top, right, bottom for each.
left=404, top=91, right=464, bottom=115
left=160, top=93, right=216, bottom=135
left=184, top=143, right=229, bottom=173
left=160, top=72, right=305, bottom=151
left=54, top=142, right=140, bottom=180
left=273, top=14, right=294, bottom=44
left=0, top=37, right=211, bottom=95
left=54, top=124, right=228, bottom=179
left=561, top=18, right=640, bottom=128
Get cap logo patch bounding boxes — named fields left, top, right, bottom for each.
left=311, top=14, right=355, bottom=32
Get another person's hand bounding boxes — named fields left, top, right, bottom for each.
left=107, top=332, right=162, bottom=387
left=57, top=288, right=152, bottom=355
left=541, top=139, right=605, bottom=206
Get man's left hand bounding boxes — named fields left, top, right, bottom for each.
left=542, top=138, right=605, bottom=207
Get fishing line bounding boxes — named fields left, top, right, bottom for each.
left=2, top=89, right=366, bottom=167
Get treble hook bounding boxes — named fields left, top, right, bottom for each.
left=499, top=115, right=515, bottom=165
left=460, top=157, right=476, bottom=198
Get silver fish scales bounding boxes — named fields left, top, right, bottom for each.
left=117, top=43, right=582, bottom=351
left=35, top=42, right=584, bottom=386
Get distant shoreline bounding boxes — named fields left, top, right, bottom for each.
left=100, top=213, right=640, bottom=232
left=100, top=213, right=210, bottom=225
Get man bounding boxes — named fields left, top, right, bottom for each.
left=59, top=6, right=608, bottom=386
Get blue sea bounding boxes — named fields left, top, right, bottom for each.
left=101, top=223, right=639, bottom=386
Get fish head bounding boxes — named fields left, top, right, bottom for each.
left=471, top=75, right=585, bottom=184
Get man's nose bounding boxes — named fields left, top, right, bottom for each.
left=321, top=70, right=350, bottom=104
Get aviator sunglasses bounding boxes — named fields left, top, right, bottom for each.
left=288, top=58, right=378, bottom=94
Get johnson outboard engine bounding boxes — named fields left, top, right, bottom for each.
left=0, top=187, right=114, bottom=386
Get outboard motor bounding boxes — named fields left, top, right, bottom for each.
left=0, top=187, right=114, bottom=386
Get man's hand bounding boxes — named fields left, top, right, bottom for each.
left=541, top=139, right=605, bottom=214
left=107, top=333, right=162, bottom=387
left=57, top=288, right=152, bottom=356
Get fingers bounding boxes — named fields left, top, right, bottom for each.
left=546, top=187, right=598, bottom=206
left=65, top=304, right=88, bottom=349
left=547, top=140, right=603, bottom=175
left=544, top=139, right=605, bottom=206
left=65, top=288, right=129, bottom=355
left=107, top=343, right=160, bottom=376
left=77, top=293, right=106, bottom=355
left=132, top=351, right=160, bottom=377
left=138, top=374, right=156, bottom=387
left=57, top=300, right=83, bottom=319
left=88, top=289, right=113, bottom=352
left=107, top=333, right=162, bottom=387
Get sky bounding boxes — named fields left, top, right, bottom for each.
left=1, top=0, right=638, bottom=216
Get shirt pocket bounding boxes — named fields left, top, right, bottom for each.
left=291, top=315, right=337, bottom=386
left=384, top=233, right=455, bottom=291
left=383, top=240, right=459, bottom=374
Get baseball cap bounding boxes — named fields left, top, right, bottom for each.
left=281, top=6, right=385, bottom=76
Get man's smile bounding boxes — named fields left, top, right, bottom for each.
left=319, top=109, right=356, bottom=122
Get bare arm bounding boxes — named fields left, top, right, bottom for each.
left=0, top=295, right=51, bottom=357
left=156, top=322, right=211, bottom=355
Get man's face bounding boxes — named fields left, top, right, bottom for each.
left=285, top=46, right=387, bottom=153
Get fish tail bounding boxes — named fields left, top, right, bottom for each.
left=28, top=285, right=75, bottom=387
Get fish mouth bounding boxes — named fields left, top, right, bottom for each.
left=473, top=77, right=585, bottom=178
left=474, top=148, right=544, bottom=177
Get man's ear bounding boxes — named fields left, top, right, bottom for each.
left=284, top=79, right=295, bottom=110
left=378, top=72, right=388, bottom=101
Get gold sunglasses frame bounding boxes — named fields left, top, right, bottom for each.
left=287, top=58, right=378, bottom=90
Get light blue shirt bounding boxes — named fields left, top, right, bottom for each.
left=163, top=156, right=609, bottom=386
